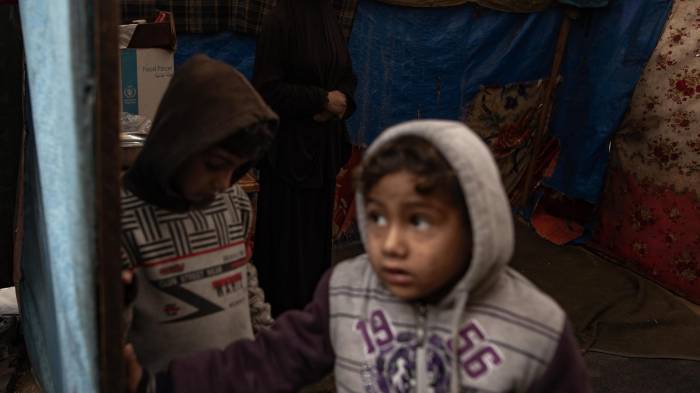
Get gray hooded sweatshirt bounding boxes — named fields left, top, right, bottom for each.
left=155, top=120, right=591, bottom=393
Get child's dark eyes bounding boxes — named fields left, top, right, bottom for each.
left=409, top=214, right=431, bottom=231
left=367, top=211, right=388, bottom=227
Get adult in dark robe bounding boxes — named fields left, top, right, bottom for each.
left=252, top=0, right=357, bottom=316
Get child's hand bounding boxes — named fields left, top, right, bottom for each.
left=123, top=269, right=137, bottom=305
left=124, top=344, right=143, bottom=393
left=122, top=270, right=133, bottom=285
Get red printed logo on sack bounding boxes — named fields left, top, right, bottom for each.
left=164, top=303, right=181, bottom=317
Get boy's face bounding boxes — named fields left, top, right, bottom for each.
left=364, top=170, right=471, bottom=302
left=174, top=147, right=249, bottom=207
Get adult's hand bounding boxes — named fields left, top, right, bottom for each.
left=326, top=90, right=347, bottom=118
left=313, top=110, right=335, bottom=123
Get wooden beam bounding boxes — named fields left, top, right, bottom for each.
left=93, top=0, right=124, bottom=391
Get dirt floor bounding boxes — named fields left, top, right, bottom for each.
left=508, top=222, right=700, bottom=393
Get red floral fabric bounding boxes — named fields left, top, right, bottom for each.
left=333, top=145, right=365, bottom=243
left=593, top=0, right=700, bottom=304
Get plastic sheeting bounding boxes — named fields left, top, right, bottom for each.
left=175, top=31, right=257, bottom=78
left=349, top=0, right=670, bottom=202
left=545, top=0, right=672, bottom=202
left=175, top=0, right=670, bottom=204
left=374, top=0, right=551, bottom=11
left=374, top=0, right=608, bottom=10
left=346, top=2, right=564, bottom=141
left=559, top=0, right=609, bottom=7
left=18, top=0, right=99, bottom=392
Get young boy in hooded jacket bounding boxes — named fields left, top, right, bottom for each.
left=126, top=120, right=592, bottom=393
left=120, top=54, right=279, bottom=373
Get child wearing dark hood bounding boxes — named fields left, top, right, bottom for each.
left=120, top=54, right=279, bottom=373
left=126, top=120, right=591, bottom=393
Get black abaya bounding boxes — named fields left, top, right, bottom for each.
left=252, top=0, right=357, bottom=316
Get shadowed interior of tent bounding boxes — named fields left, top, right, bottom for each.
left=0, top=0, right=698, bottom=391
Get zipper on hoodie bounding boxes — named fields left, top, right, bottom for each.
left=415, top=303, right=428, bottom=392
left=415, top=303, right=427, bottom=345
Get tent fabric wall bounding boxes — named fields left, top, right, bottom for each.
left=175, top=31, right=257, bottom=76
left=462, top=78, right=550, bottom=201
left=545, top=0, right=672, bottom=203
left=18, top=0, right=99, bottom=391
left=347, top=0, right=671, bottom=202
left=346, top=1, right=562, bottom=143
left=527, top=0, right=673, bottom=245
left=373, top=0, right=608, bottom=10
left=558, top=0, right=608, bottom=7
left=593, top=0, right=700, bottom=304
left=174, top=0, right=670, bottom=204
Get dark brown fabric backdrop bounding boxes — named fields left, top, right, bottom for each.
left=0, top=5, right=23, bottom=288
left=121, top=0, right=358, bottom=38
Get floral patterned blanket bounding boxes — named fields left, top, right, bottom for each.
left=593, top=0, right=700, bottom=304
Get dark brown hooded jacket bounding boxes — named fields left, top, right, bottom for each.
left=124, top=54, right=278, bottom=211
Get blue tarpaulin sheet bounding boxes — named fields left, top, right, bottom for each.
left=545, top=0, right=672, bottom=202
left=559, top=0, right=609, bottom=7
left=174, top=0, right=671, bottom=204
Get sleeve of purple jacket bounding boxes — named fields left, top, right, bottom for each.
left=156, top=270, right=335, bottom=393
left=526, top=320, right=593, bottom=393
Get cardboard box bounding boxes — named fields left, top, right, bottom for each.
left=120, top=48, right=173, bottom=120
left=120, top=11, right=176, bottom=121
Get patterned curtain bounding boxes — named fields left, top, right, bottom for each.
left=121, top=0, right=358, bottom=38
left=593, top=0, right=700, bottom=304
left=332, top=145, right=364, bottom=244
left=462, top=79, right=549, bottom=201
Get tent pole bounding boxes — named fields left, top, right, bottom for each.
left=519, top=7, right=577, bottom=207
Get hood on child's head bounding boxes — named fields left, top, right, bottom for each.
left=356, top=120, right=514, bottom=298
left=124, top=54, right=279, bottom=211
